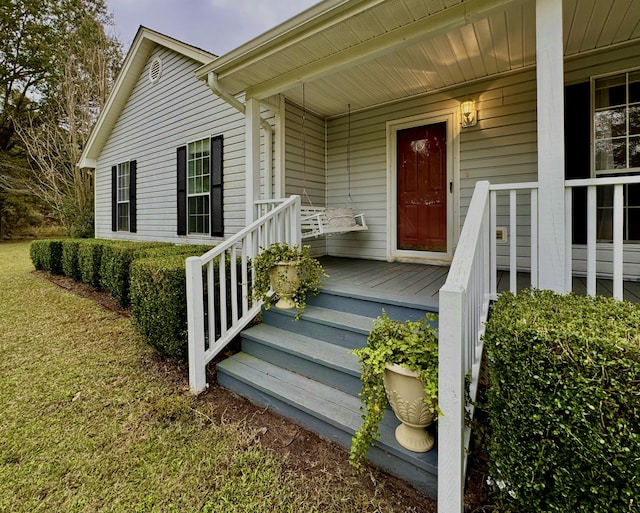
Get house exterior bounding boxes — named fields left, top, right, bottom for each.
left=81, top=2, right=640, bottom=512
left=79, top=27, right=275, bottom=244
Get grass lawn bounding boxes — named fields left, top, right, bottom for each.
left=0, top=241, right=427, bottom=513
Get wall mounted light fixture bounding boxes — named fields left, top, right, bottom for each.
left=460, top=100, right=477, bottom=128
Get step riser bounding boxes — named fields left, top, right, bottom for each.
left=217, top=369, right=437, bottom=497
left=241, top=338, right=363, bottom=397
left=262, top=308, right=369, bottom=349
left=307, top=293, right=432, bottom=322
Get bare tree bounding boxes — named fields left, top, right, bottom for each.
left=15, top=4, right=121, bottom=236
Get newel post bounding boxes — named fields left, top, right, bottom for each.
left=186, top=256, right=207, bottom=394
left=437, top=284, right=466, bottom=513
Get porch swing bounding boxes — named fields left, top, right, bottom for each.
left=299, top=88, right=367, bottom=239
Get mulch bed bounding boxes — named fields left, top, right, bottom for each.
left=40, top=271, right=494, bottom=512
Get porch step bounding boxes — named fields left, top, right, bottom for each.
left=308, top=285, right=437, bottom=321
left=216, top=286, right=439, bottom=497
left=241, top=324, right=362, bottom=396
left=216, top=353, right=438, bottom=497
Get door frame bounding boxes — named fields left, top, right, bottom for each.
left=386, top=109, right=459, bottom=264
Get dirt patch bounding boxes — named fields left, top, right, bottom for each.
left=40, top=271, right=493, bottom=512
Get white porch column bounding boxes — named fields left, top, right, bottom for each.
left=274, top=95, right=286, bottom=199
left=245, top=96, right=261, bottom=224
left=536, top=0, right=566, bottom=292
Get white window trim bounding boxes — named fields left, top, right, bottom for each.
left=591, top=66, right=640, bottom=178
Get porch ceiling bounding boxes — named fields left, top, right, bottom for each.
left=199, top=0, right=640, bottom=118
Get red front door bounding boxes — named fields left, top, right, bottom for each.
left=397, top=122, right=447, bottom=252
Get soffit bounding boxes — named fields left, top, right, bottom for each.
left=209, top=0, right=640, bottom=118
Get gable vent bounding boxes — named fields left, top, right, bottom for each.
left=149, top=57, right=162, bottom=84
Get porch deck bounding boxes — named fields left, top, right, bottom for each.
left=319, top=256, right=640, bottom=305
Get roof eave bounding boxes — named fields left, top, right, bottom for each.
left=194, top=0, right=384, bottom=81
left=79, top=27, right=217, bottom=167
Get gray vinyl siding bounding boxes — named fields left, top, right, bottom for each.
left=324, top=69, right=538, bottom=263
left=284, top=100, right=327, bottom=256
left=94, top=46, right=247, bottom=244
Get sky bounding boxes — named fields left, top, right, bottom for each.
left=106, top=0, right=320, bottom=56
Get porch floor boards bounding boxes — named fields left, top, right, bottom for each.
left=318, top=256, right=446, bottom=310
left=319, top=257, right=640, bottom=306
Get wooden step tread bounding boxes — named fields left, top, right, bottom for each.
left=217, top=352, right=438, bottom=474
left=278, top=304, right=376, bottom=333
left=241, top=324, right=361, bottom=377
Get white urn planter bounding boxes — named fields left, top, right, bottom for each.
left=268, top=262, right=302, bottom=309
left=383, top=363, right=436, bottom=452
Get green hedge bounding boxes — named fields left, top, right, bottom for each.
left=77, top=239, right=112, bottom=288
left=483, top=290, right=640, bottom=513
left=130, top=252, right=243, bottom=359
left=61, top=239, right=83, bottom=281
left=99, top=242, right=170, bottom=306
left=29, top=239, right=64, bottom=274
left=130, top=255, right=192, bottom=358
left=100, top=242, right=213, bottom=307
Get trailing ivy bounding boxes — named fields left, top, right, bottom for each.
left=483, top=290, right=640, bottom=513
left=349, top=312, right=439, bottom=472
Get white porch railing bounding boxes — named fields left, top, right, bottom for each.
left=186, top=195, right=301, bottom=394
left=565, top=175, right=640, bottom=300
left=438, top=175, right=638, bottom=512
left=438, top=180, right=491, bottom=513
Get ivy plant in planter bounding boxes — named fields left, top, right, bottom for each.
left=251, top=242, right=327, bottom=317
left=349, top=311, right=440, bottom=471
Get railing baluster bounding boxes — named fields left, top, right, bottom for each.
left=587, top=185, right=596, bottom=296
left=613, top=184, right=624, bottom=300
left=490, top=190, right=497, bottom=296
left=219, top=253, right=227, bottom=338
left=531, top=188, right=538, bottom=289
left=230, top=246, right=238, bottom=323
left=241, top=238, right=249, bottom=316
left=208, top=260, right=215, bottom=350
left=510, top=189, right=517, bottom=293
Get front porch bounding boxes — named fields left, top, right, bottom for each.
left=212, top=254, right=640, bottom=498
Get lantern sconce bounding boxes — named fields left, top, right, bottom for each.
left=460, top=99, right=477, bottom=128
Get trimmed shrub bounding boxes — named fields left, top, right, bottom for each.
left=483, top=290, right=640, bottom=513
left=130, top=251, right=243, bottom=359
left=77, top=239, right=112, bottom=289
left=61, top=239, right=83, bottom=281
left=29, top=240, right=47, bottom=270
left=99, top=241, right=170, bottom=306
left=29, top=239, right=64, bottom=274
left=130, top=255, right=191, bottom=358
left=100, top=242, right=213, bottom=307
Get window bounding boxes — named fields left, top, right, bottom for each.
left=594, top=71, right=640, bottom=173
left=177, top=136, right=223, bottom=237
left=187, top=138, right=210, bottom=234
left=592, top=70, right=640, bottom=242
left=111, top=160, right=136, bottom=233
left=117, top=161, right=130, bottom=231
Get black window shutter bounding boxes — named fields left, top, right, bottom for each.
left=129, top=160, right=137, bottom=233
left=564, top=81, right=591, bottom=244
left=177, top=146, right=187, bottom=235
left=210, top=135, right=224, bottom=236
left=111, top=165, right=117, bottom=231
